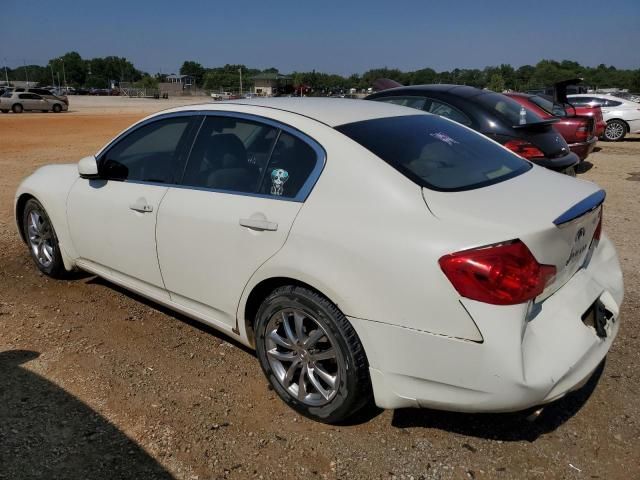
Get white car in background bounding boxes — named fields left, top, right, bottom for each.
left=568, top=94, right=640, bottom=141
left=14, top=99, right=623, bottom=423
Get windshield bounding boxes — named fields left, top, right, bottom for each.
left=476, top=92, right=544, bottom=125
left=528, top=95, right=567, bottom=117
left=336, top=114, right=531, bottom=191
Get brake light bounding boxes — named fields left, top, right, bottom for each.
left=504, top=139, right=545, bottom=160
left=593, top=208, right=603, bottom=243
left=439, top=240, right=556, bottom=305
left=575, top=125, right=590, bottom=141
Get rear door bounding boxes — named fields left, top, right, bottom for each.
left=156, top=114, right=324, bottom=330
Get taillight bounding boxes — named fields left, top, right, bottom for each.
left=439, top=240, right=556, bottom=305
left=575, top=125, right=590, bottom=141
left=504, top=139, right=545, bottom=160
left=593, top=208, right=603, bottom=244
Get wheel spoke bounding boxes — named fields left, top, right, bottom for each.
left=297, top=365, right=308, bottom=400
left=42, top=244, right=53, bottom=262
left=29, top=212, right=40, bottom=234
left=282, top=312, right=297, bottom=344
left=294, top=311, right=306, bottom=343
left=283, top=358, right=301, bottom=387
left=267, top=348, right=296, bottom=362
left=313, top=364, right=336, bottom=389
left=311, top=348, right=336, bottom=362
left=269, top=329, right=293, bottom=349
left=306, top=367, right=330, bottom=400
left=303, top=329, right=324, bottom=348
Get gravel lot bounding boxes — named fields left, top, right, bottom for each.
left=1, top=98, right=639, bottom=480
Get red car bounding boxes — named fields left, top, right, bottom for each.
left=506, top=93, right=597, bottom=161
left=572, top=103, right=606, bottom=138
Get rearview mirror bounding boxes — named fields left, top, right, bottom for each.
left=78, top=156, right=99, bottom=179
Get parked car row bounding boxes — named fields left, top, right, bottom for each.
left=15, top=98, right=623, bottom=423
left=568, top=94, right=640, bottom=141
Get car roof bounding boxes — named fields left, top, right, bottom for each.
left=159, top=97, right=423, bottom=127
left=373, top=84, right=486, bottom=99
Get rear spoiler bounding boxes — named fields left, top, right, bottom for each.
left=373, top=78, right=404, bottom=91
left=553, top=190, right=605, bottom=225
left=512, top=118, right=559, bottom=129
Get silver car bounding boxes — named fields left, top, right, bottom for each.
left=0, top=91, right=68, bottom=113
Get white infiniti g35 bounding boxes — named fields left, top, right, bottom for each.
left=15, top=98, right=623, bottom=423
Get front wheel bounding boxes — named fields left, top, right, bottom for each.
left=604, top=120, right=626, bottom=141
left=22, top=199, right=67, bottom=278
left=52, top=104, right=62, bottom=113
left=12, top=104, right=23, bottom=113
left=255, top=286, right=372, bottom=423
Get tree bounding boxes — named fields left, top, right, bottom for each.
left=180, top=61, right=205, bottom=86
left=487, top=73, right=505, bottom=92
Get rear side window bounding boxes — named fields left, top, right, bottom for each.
left=475, top=92, right=543, bottom=125
left=336, top=115, right=531, bottom=191
left=374, top=96, right=427, bottom=110
left=425, top=99, right=472, bottom=126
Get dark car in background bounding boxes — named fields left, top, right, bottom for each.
left=367, top=85, right=579, bottom=175
left=506, top=92, right=596, bottom=161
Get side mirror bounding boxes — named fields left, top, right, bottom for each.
left=78, top=156, right=99, bottom=179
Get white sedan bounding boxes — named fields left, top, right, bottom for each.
left=568, top=93, right=640, bottom=141
left=15, top=99, right=623, bottom=423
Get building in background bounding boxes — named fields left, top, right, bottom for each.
left=252, top=73, right=292, bottom=96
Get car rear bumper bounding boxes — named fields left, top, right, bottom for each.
left=568, top=136, right=597, bottom=161
left=628, top=118, right=640, bottom=134
left=350, top=233, right=623, bottom=412
left=531, top=151, right=580, bottom=173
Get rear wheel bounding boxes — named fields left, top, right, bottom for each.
left=1, top=109, right=9, bottom=113
left=22, top=199, right=67, bottom=278
left=255, top=286, right=372, bottom=423
left=52, top=104, right=62, bottom=113
left=604, top=120, right=626, bottom=141
left=12, top=104, right=23, bottom=113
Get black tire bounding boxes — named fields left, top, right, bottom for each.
left=1, top=109, right=9, bottom=113
left=12, top=103, right=23, bottom=113
left=603, top=119, right=626, bottom=141
left=255, top=285, right=372, bottom=424
left=52, top=104, right=62, bottom=113
left=22, top=199, right=67, bottom=278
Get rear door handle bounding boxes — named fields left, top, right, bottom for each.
left=129, top=202, right=153, bottom=213
left=239, top=218, right=278, bottom=231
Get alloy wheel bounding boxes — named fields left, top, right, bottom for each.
left=264, top=308, right=341, bottom=406
left=27, top=210, right=55, bottom=268
left=605, top=121, right=625, bottom=141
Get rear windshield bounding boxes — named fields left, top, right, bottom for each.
left=475, top=92, right=543, bottom=125
left=336, top=114, right=531, bottom=191
left=528, top=95, right=567, bottom=117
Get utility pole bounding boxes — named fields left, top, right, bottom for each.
left=3, top=58, right=9, bottom=86
left=239, top=68, right=243, bottom=96
left=61, top=58, right=67, bottom=88
left=23, top=60, right=29, bottom=85
left=50, top=64, right=56, bottom=89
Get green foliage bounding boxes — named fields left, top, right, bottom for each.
left=135, top=75, right=159, bottom=89
left=203, top=64, right=260, bottom=92
left=487, top=73, right=506, bottom=92
left=180, top=61, right=205, bottom=86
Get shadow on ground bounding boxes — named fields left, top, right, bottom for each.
left=391, top=361, right=605, bottom=442
left=0, top=350, right=174, bottom=480
left=576, top=160, right=594, bottom=174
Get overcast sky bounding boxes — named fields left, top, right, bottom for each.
left=2, top=0, right=639, bottom=75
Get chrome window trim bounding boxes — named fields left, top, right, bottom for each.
left=97, top=110, right=327, bottom=203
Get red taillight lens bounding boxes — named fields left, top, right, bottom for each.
left=575, top=125, right=589, bottom=141
left=593, top=209, right=603, bottom=243
left=504, top=139, right=545, bottom=160
left=439, top=240, right=556, bottom=305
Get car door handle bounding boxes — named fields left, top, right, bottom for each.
left=129, top=202, right=153, bottom=213
left=239, top=218, right=278, bottom=231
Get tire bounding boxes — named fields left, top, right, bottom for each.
left=12, top=104, right=23, bottom=113
left=565, top=166, right=577, bottom=177
left=604, top=119, right=626, bottom=141
left=22, top=199, right=67, bottom=278
left=255, top=285, right=372, bottom=424
left=1, top=110, right=8, bottom=113
left=52, top=104, right=62, bottom=113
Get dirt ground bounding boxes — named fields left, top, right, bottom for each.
left=1, top=101, right=639, bottom=480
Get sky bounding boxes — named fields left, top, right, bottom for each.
left=2, top=0, right=639, bottom=75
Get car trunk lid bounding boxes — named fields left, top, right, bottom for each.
left=423, top=167, right=604, bottom=300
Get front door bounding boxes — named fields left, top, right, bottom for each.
left=156, top=114, right=323, bottom=330
left=67, top=115, right=197, bottom=298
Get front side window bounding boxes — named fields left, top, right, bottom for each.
left=336, top=114, right=531, bottom=191
left=182, top=116, right=319, bottom=199
left=100, top=117, right=191, bottom=182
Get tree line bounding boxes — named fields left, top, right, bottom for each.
left=3, top=52, right=639, bottom=93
